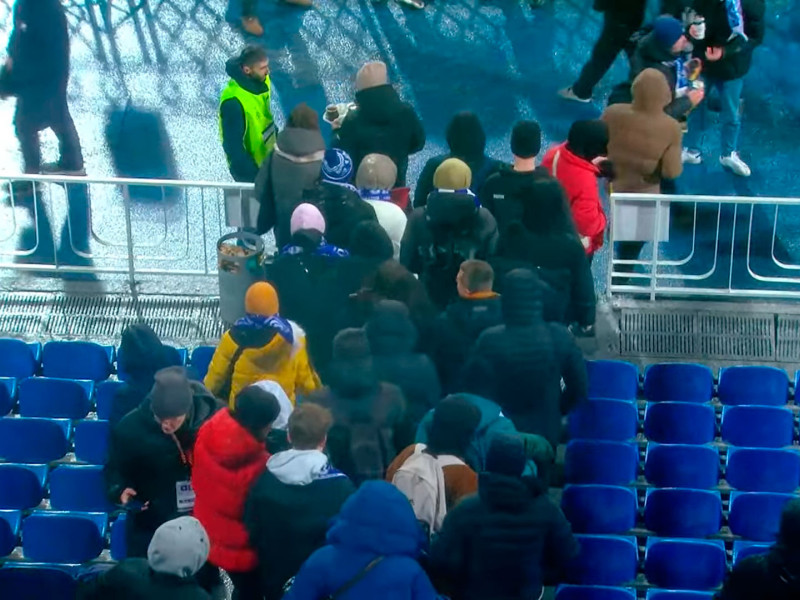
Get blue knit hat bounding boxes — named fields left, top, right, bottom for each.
left=485, top=433, right=527, bottom=477
left=321, top=148, right=354, bottom=184
left=653, top=15, right=684, bottom=49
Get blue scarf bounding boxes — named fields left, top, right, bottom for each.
left=235, top=314, right=294, bottom=344
left=674, top=56, right=688, bottom=93
left=280, top=240, right=349, bottom=258
left=359, top=189, right=392, bottom=201
left=725, top=0, right=748, bottom=40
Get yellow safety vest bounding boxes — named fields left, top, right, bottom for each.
left=219, top=75, right=276, bottom=168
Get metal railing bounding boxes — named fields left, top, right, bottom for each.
left=609, top=193, right=800, bottom=301
left=0, top=173, right=255, bottom=289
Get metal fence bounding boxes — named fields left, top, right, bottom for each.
left=609, top=193, right=800, bottom=301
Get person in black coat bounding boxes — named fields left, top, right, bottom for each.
left=430, top=434, right=579, bottom=600
left=334, top=61, right=425, bottom=187
left=105, top=367, right=222, bottom=558
left=468, top=269, right=588, bottom=450
left=244, top=404, right=355, bottom=600
left=0, top=0, right=83, bottom=174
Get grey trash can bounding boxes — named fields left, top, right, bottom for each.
left=217, top=231, right=265, bottom=326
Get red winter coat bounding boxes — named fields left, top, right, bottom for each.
left=192, top=409, right=268, bottom=572
left=541, top=143, right=607, bottom=254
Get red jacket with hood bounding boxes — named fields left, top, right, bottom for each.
left=542, top=142, right=606, bottom=254
left=192, top=408, right=268, bottom=572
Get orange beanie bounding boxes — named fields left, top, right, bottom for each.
left=244, top=282, right=279, bottom=316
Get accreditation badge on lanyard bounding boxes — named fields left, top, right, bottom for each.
left=171, top=433, right=195, bottom=512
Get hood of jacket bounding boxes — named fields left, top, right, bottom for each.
left=326, top=480, right=424, bottom=557
left=275, top=127, right=326, bottom=162
left=364, top=300, right=417, bottom=355
left=267, top=448, right=345, bottom=485
left=478, top=472, right=542, bottom=512
left=327, top=357, right=379, bottom=399
left=195, top=409, right=265, bottom=468
left=353, top=84, right=404, bottom=124
left=249, top=380, right=294, bottom=430
left=225, top=56, right=268, bottom=95
left=446, top=295, right=503, bottom=340
left=119, top=324, right=171, bottom=382
left=426, top=189, right=479, bottom=229
left=500, top=268, right=544, bottom=327
left=446, top=112, right=487, bottom=163
left=549, top=142, right=600, bottom=178
left=631, top=68, right=672, bottom=114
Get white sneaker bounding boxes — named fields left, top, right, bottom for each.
left=720, top=152, right=751, bottom=177
left=558, top=86, right=592, bottom=104
left=682, top=148, right=702, bottom=165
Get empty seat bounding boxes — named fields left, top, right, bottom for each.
left=74, top=419, right=111, bottom=465
left=0, top=339, right=39, bottom=379
left=567, top=535, right=638, bottom=586
left=0, top=417, right=70, bottom=463
left=116, top=344, right=186, bottom=382
left=110, top=512, right=128, bottom=561
left=644, top=444, right=719, bottom=489
left=729, top=492, right=795, bottom=541
left=646, top=591, right=714, bottom=600
left=18, top=377, right=94, bottom=419
left=721, top=405, right=794, bottom=448
left=719, top=366, right=789, bottom=406
left=726, top=447, right=800, bottom=493
left=22, top=511, right=106, bottom=563
left=0, top=510, right=20, bottom=556
left=732, top=540, right=772, bottom=564
left=561, top=485, right=637, bottom=534
left=0, top=463, right=47, bottom=509
left=0, top=377, right=16, bottom=416
left=643, top=363, right=714, bottom=403
left=586, top=360, right=639, bottom=401
left=644, top=538, right=726, bottom=590
left=644, top=488, right=722, bottom=538
left=190, top=346, right=216, bottom=381
left=556, top=585, right=637, bottom=600
left=643, top=402, right=716, bottom=445
left=0, top=566, right=77, bottom=600
left=42, top=341, right=113, bottom=381
left=95, top=380, right=126, bottom=421
left=569, top=399, right=638, bottom=441
left=564, top=441, right=639, bottom=486
left=49, top=465, right=114, bottom=512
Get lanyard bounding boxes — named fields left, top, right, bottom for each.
left=170, top=432, right=190, bottom=467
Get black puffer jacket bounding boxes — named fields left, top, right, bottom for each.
left=430, top=472, right=579, bottom=600
left=302, top=181, right=378, bottom=250
left=469, top=270, right=588, bottom=448
left=717, top=547, right=800, bottom=600
left=335, top=84, right=425, bottom=186
left=77, top=559, right=211, bottom=600
left=693, top=0, right=765, bottom=81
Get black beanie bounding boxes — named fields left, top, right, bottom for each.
left=510, top=120, right=542, bottom=159
left=485, top=433, right=527, bottom=477
left=233, top=386, right=281, bottom=434
left=428, top=395, right=482, bottom=456
left=567, top=120, right=609, bottom=162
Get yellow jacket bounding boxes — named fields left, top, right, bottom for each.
left=204, top=317, right=320, bottom=406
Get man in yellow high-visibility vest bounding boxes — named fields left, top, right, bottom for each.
left=219, top=45, right=275, bottom=183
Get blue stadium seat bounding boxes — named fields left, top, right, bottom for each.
left=74, top=419, right=111, bottom=465
left=95, top=380, right=125, bottom=421
left=0, top=339, right=40, bottom=379
left=116, top=344, right=187, bottom=382
left=22, top=511, right=106, bottom=563
left=0, top=417, right=70, bottom=463
left=721, top=405, right=794, bottom=448
left=726, top=447, right=800, bottom=493
left=561, top=485, right=637, bottom=534
left=110, top=512, right=127, bottom=561
left=719, top=366, right=789, bottom=406
left=556, top=585, right=637, bottom=600
left=42, top=341, right=113, bottom=381
left=0, top=377, right=15, bottom=416
left=732, top=540, right=772, bottom=564
left=190, top=346, right=216, bottom=382
left=49, top=465, right=115, bottom=513
left=567, top=535, right=638, bottom=586
left=0, top=510, right=20, bottom=556
left=586, top=360, right=639, bottom=401
left=643, top=363, right=714, bottom=403
left=564, top=441, right=639, bottom=486
left=729, top=492, right=795, bottom=541
left=0, top=463, right=47, bottom=509
left=646, top=591, right=714, bottom=600
left=0, top=566, right=77, bottom=600
left=569, top=399, right=639, bottom=441
left=18, top=377, right=94, bottom=419
left=644, top=538, right=726, bottom=590
left=644, top=488, right=722, bottom=538
left=643, top=402, right=716, bottom=444
left=644, top=444, right=719, bottom=489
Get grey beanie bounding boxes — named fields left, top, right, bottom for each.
left=147, top=516, right=209, bottom=578
left=149, top=366, right=193, bottom=420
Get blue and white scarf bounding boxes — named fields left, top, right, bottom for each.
left=674, top=56, right=689, bottom=95
left=359, top=188, right=392, bottom=201
left=280, top=239, right=349, bottom=258
left=724, top=0, right=748, bottom=40
left=235, top=314, right=294, bottom=344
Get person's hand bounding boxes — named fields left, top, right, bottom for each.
left=331, top=117, right=343, bottom=130
left=705, top=47, right=724, bottom=61
left=688, top=87, right=705, bottom=107
left=120, top=487, right=138, bottom=505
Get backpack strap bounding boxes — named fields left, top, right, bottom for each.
left=327, top=556, right=385, bottom=600
left=216, top=344, right=247, bottom=402
left=551, top=149, right=561, bottom=178
left=436, top=454, right=466, bottom=468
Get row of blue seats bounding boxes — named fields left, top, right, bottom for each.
left=557, top=586, right=716, bottom=599
left=562, top=484, right=794, bottom=541
left=588, top=360, right=796, bottom=405
left=0, top=417, right=108, bottom=464
left=570, top=400, right=799, bottom=447
left=565, top=440, right=800, bottom=493
left=0, top=464, right=112, bottom=512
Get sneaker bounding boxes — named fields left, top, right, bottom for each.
left=558, top=86, right=591, bottom=104
left=681, top=148, right=702, bottom=165
left=720, top=152, right=751, bottom=177
left=283, top=0, right=313, bottom=6
left=397, top=0, right=425, bottom=7
left=241, top=16, right=264, bottom=36
left=41, top=162, right=86, bottom=176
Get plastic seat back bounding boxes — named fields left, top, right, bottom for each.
left=644, top=363, right=713, bottom=403
left=0, top=377, right=15, bottom=416
left=110, top=512, right=128, bottom=561
left=732, top=540, right=771, bottom=564
left=18, top=377, right=93, bottom=419
left=569, top=399, right=638, bottom=441
left=727, top=447, right=800, bottom=493
left=190, top=346, right=216, bottom=382
left=564, top=441, right=639, bottom=486
left=719, top=366, right=788, bottom=406
left=645, top=538, right=726, bottom=590
left=646, top=591, right=715, bottom=600
left=567, top=535, right=638, bottom=586
left=95, top=380, right=126, bottom=421
left=0, top=417, right=70, bottom=463
left=42, top=341, right=113, bottom=381
left=644, top=444, right=719, bottom=489
left=721, top=405, right=794, bottom=448
left=587, top=360, right=639, bottom=401
left=556, top=585, right=637, bottom=600
left=0, top=566, right=77, bottom=600
left=0, top=463, right=47, bottom=509
left=49, top=465, right=115, bottom=512
left=0, top=339, right=39, bottom=379
left=561, top=485, right=637, bottom=534
left=644, top=488, right=722, bottom=538
left=729, top=492, right=796, bottom=541
left=74, top=419, right=111, bottom=465
left=116, top=344, right=186, bottom=381
left=22, top=511, right=106, bottom=563
left=0, top=509, right=20, bottom=556
left=643, top=402, right=716, bottom=445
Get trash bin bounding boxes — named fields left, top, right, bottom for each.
left=217, top=231, right=265, bottom=326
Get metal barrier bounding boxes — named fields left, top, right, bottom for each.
left=0, top=173, right=255, bottom=289
left=609, top=193, right=800, bottom=300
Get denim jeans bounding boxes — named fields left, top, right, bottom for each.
left=687, top=77, right=744, bottom=157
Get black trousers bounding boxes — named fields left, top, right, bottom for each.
left=14, top=94, right=83, bottom=174
left=572, top=9, right=644, bottom=99
left=229, top=570, right=264, bottom=600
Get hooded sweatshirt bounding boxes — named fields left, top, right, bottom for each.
left=282, top=481, right=439, bottom=600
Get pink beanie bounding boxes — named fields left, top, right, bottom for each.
left=290, top=203, right=326, bottom=236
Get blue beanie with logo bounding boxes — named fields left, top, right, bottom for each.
left=321, top=148, right=354, bottom=184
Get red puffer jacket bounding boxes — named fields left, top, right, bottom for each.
left=541, top=142, right=607, bottom=254
left=192, top=409, right=268, bottom=572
